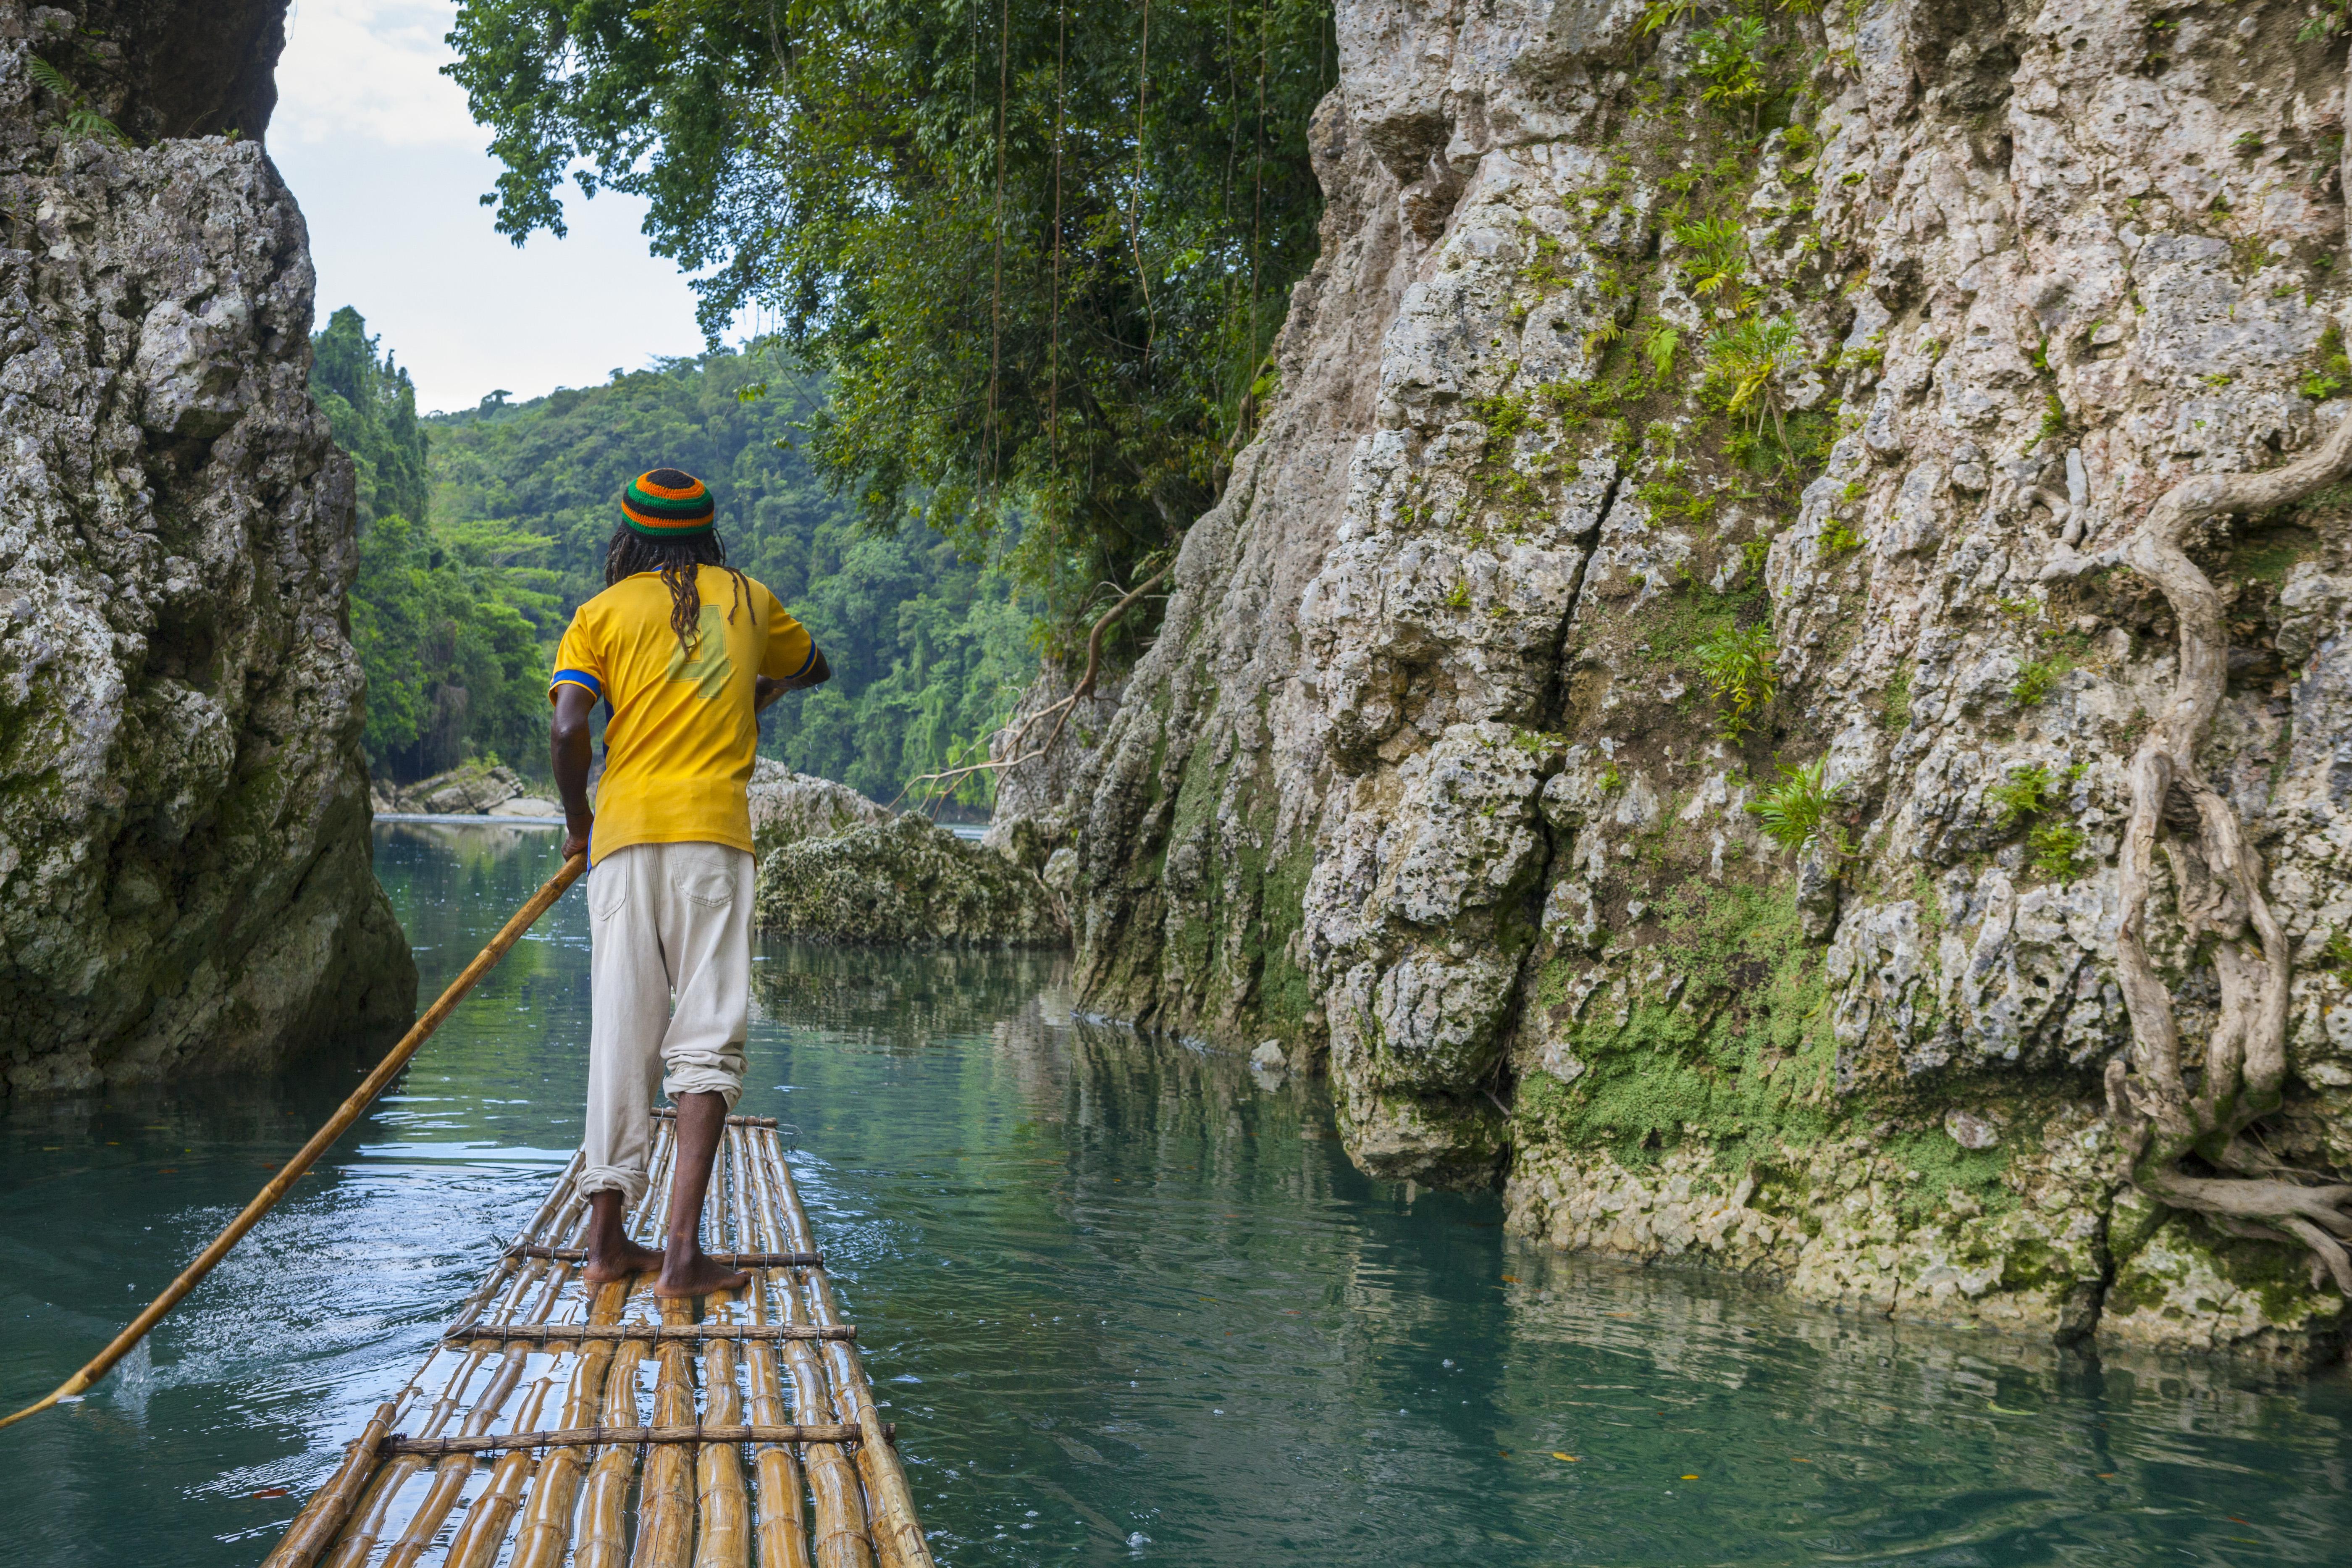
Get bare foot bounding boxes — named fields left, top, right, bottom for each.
left=653, top=1247, right=751, bottom=1300
left=582, top=1237, right=665, bottom=1283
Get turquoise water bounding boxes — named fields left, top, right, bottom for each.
left=3, top=822, right=2351, bottom=1564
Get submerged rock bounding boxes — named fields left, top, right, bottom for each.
left=392, top=762, right=526, bottom=816
left=0, top=6, right=414, bottom=1095
left=754, top=814, right=1064, bottom=946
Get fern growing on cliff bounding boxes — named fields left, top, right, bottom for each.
left=26, top=58, right=127, bottom=149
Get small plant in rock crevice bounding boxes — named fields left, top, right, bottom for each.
left=2027, top=820, right=2088, bottom=882
left=1692, top=620, right=1778, bottom=739
left=1751, top=757, right=1845, bottom=856
left=1987, top=763, right=2057, bottom=830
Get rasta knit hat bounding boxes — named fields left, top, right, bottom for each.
left=620, top=469, right=717, bottom=537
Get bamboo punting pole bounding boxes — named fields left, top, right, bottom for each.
left=757, top=1130, right=934, bottom=1568
left=258, top=1399, right=403, bottom=1568
left=442, top=1374, right=554, bottom=1568
left=732, top=1130, right=814, bottom=1568
left=739, top=1127, right=874, bottom=1568
left=0, top=854, right=587, bottom=1431
left=633, top=1292, right=702, bottom=1567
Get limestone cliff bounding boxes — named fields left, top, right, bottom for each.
left=1009, top=0, right=2352, bottom=1360
left=0, top=1, right=415, bottom=1095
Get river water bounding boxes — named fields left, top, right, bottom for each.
left=4, top=824, right=2351, bottom=1564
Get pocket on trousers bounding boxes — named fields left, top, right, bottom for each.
left=674, top=848, right=737, bottom=909
left=587, top=857, right=630, bottom=921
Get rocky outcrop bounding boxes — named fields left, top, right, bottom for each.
left=0, top=2, right=416, bottom=1095
left=748, top=756, right=893, bottom=857
left=391, top=761, right=527, bottom=815
left=1009, top=0, right=2352, bottom=1359
left=756, top=814, right=1065, bottom=946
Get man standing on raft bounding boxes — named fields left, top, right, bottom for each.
left=548, top=469, right=830, bottom=1297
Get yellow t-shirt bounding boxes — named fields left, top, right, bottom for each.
left=549, top=566, right=814, bottom=864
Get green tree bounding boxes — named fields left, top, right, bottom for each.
left=310, top=306, right=430, bottom=529
left=444, top=0, right=1335, bottom=655
left=312, top=307, right=556, bottom=783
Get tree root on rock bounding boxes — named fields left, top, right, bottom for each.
left=2102, top=376, right=2352, bottom=1296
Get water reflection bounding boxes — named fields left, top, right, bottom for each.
left=0, top=822, right=2347, bottom=1566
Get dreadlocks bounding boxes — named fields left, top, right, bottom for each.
left=603, top=525, right=753, bottom=656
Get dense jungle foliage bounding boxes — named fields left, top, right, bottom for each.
left=446, top=0, right=1336, bottom=657
left=312, top=309, right=1031, bottom=806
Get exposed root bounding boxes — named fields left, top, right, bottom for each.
left=2102, top=321, right=2352, bottom=1299
left=887, top=560, right=1171, bottom=815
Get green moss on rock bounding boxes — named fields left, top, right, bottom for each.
left=754, top=815, right=1065, bottom=946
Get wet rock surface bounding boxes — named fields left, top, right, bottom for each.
left=0, top=2, right=415, bottom=1095
left=999, top=0, right=2352, bottom=1355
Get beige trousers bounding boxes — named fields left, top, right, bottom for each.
left=579, top=839, right=754, bottom=1203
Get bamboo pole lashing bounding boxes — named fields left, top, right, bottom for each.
left=508, top=1245, right=822, bottom=1268
left=379, top=1421, right=872, bottom=1458
left=447, top=1323, right=856, bottom=1345
left=0, top=854, right=587, bottom=1431
left=652, top=1109, right=782, bottom=1128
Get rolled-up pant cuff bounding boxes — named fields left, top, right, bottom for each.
left=664, top=1065, right=743, bottom=1108
left=577, top=1163, right=650, bottom=1204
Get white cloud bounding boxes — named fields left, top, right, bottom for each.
left=269, top=0, right=729, bottom=412
left=278, top=0, right=485, bottom=150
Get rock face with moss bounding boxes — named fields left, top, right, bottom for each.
left=998, top=0, right=2352, bottom=1361
left=0, top=2, right=416, bottom=1097
left=756, top=813, right=1064, bottom=946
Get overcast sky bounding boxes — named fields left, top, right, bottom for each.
left=270, top=0, right=723, bottom=414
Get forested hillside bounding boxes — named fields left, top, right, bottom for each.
left=312, top=310, right=1028, bottom=806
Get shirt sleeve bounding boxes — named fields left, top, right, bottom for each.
left=549, top=609, right=604, bottom=704
left=759, top=586, right=816, bottom=681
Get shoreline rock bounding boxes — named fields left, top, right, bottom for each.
left=0, top=5, right=415, bottom=1097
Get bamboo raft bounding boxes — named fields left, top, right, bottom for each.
left=263, top=1112, right=933, bottom=1568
